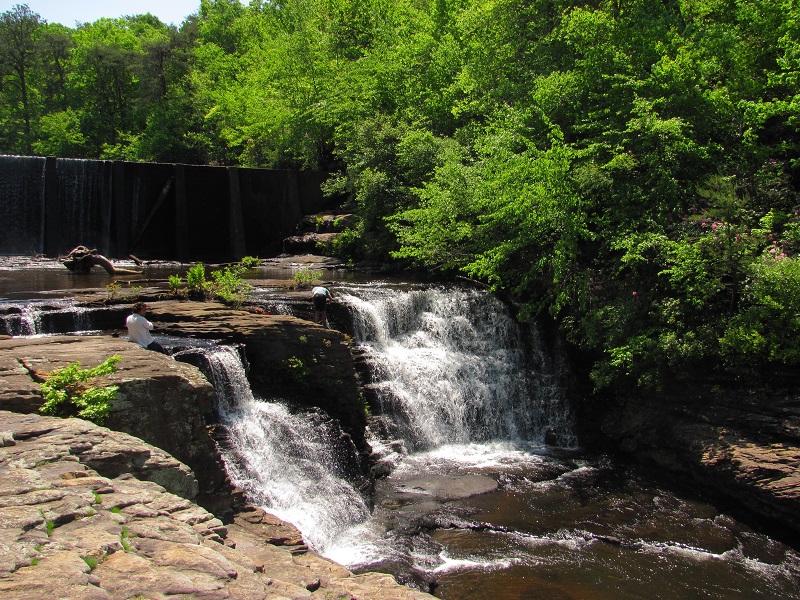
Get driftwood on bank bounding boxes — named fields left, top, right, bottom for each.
left=60, top=246, right=142, bottom=275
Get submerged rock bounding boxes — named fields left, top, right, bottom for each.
left=396, top=475, right=499, bottom=501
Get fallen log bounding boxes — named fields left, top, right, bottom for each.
left=60, top=246, right=142, bottom=275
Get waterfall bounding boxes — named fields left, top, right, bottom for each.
left=190, top=345, right=370, bottom=553
left=176, top=285, right=574, bottom=562
left=339, top=285, right=574, bottom=449
left=0, top=155, right=46, bottom=255
left=0, top=300, right=92, bottom=336
left=0, top=303, right=42, bottom=336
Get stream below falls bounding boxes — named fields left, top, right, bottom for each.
left=2, top=259, right=800, bottom=599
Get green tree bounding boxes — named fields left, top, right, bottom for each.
left=0, top=3, right=42, bottom=153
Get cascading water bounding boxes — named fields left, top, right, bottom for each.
left=57, top=158, right=114, bottom=256
left=0, top=155, right=46, bottom=255
left=192, top=345, right=370, bottom=552
left=0, top=299, right=95, bottom=336
left=176, top=286, right=800, bottom=599
left=341, top=284, right=574, bottom=449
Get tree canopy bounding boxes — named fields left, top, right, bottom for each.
left=2, top=0, right=799, bottom=390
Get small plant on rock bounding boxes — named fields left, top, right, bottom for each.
left=208, top=256, right=259, bottom=306
left=284, top=356, right=310, bottom=385
left=168, top=274, right=183, bottom=295
left=186, top=263, right=208, bottom=297
left=38, top=355, right=122, bottom=424
left=105, top=281, right=122, bottom=300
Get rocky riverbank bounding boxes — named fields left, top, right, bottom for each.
left=2, top=282, right=799, bottom=597
left=0, top=410, right=432, bottom=599
left=575, top=373, right=800, bottom=544
left=0, top=298, right=433, bottom=598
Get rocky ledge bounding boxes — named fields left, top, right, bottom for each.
left=0, top=410, right=432, bottom=599
left=0, top=300, right=374, bottom=508
left=580, top=376, right=800, bottom=543
left=0, top=334, right=232, bottom=514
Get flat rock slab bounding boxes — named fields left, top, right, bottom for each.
left=396, top=475, right=499, bottom=500
left=0, top=335, right=228, bottom=503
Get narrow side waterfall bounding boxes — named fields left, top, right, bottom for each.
left=0, top=300, right=93, bottom=336
left=339, top=285, right=574, bottom=449
left=195, top=346, right=370, bottom=553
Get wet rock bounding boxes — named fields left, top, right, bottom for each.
left=585, top=380, right=800, bottom=542
left=396, top=474, right=499, bottom=501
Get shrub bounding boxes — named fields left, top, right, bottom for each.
left=168, top=274, right=183, bottom=294
left=207, top=256, right=259, bottom=306
left=38, top=355, right=122, bottom=424
left=186, top=263, right=207, bottom=295
left=293, top=267, right=322, bottom=286
left=105, top=282, right=122, bottom=300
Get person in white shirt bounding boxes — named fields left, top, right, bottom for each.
left=126, top=302, right=166, bottom=354
left=311, top=286, right=333, bottom=327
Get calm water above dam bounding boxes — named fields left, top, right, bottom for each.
left=2, top=257, right=799, bottom=600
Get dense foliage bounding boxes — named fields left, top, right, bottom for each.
left=3, top=0, right=799, bottom=390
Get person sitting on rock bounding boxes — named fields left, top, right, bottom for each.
left=126, top=302, right=167, bottom=354
left=311, top=285, right=333, bottom=328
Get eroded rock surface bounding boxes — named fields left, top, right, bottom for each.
left=0, top=335, right=231, bottom=510
left=0, top=410, right=433, bottom=599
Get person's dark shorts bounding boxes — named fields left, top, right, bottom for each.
left=313, top=294, right=327, bottom=311
left=146, top=340, right=167, bottom=354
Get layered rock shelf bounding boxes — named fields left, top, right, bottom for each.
left=0, top=410, right=432, bottom=599
left=579, top=379, right=800, bottom=543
